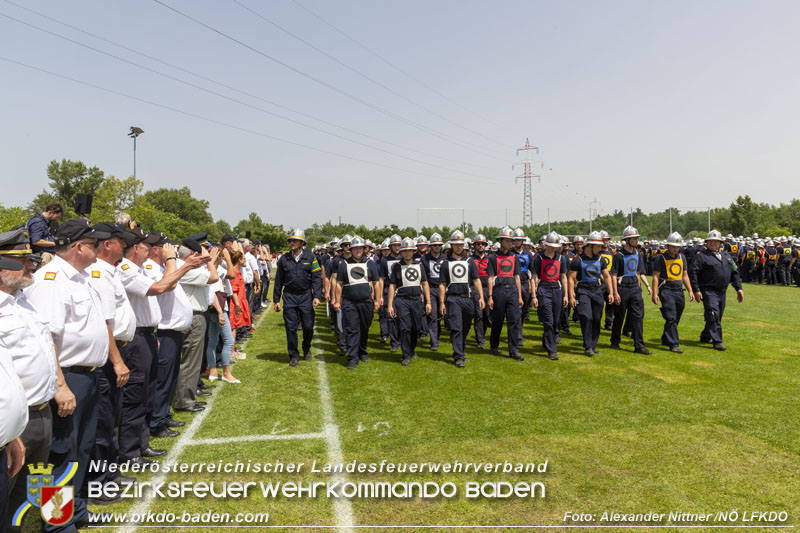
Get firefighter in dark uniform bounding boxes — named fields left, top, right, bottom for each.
left=273, top=229, right=323, bottom=367
left=531, top=232, right=569, bottom=360
left=764, top=240, right=778, bottom=285
left=741, top=239, right=756, bottom=283
left=439, top=231, right=484, bottom=368
left=610, top=226, right=652, bottom=354
left=380, top=235, right=403, bottom=352
left=512, top=228, right=534, bottom=345
left=334, top=236, right=381, bottom=370
left=688, top=230, right=744, bottom=351
left=470, top=234, right=492, bottom=349
left=487, top=227, right=524, bottom=361
left=651, top=232, right=694, bottom=353
left=387, top=238, right=431, bottom=365
left=779, top=237, right=792, bottom=286
left=568, top=231, right=614, bottom=356
left=599, top=230, right=617, bottom=329
left=560, top=236, right=579, bottom=335
left=329, top=236, right=351, bottom=354
left=790, top=239, right=800, bottom=286
left=420, top=233, right=445, bottom=351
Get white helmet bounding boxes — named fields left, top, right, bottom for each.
left=544, top=231, right=561, bottom=248
left=380, top=239, right=390, bottom=250
left=573, top=235, right=585, bottom=244
left=350, top=235, right=366, bottom=248
left=586, top=231, right=604, bottom=245
left=449, top=230, right=465, bottom=244
left=365, top=239, right=374, bottom=249
left=492, top=242, right=500, bottom=251
left=429, top=233, right=443, bottom=245
left=766, top=240, right=774, bottom=247
left=415, top=235, right=428, bottom=245
left=524, top=236, right=533, bottom=246
left=340, top=234, right=353, bottom=244
left=497, top=227, right=514, bottom=240
left=513, top=228, right=525, bottom=240
left=400, top=237, right=416, bottom=251
left=666, top=232, right=685, bottom=247
left=600, top=230, right=610, bottom=239
left=752, top=233, right=759, bottom=239
left=622, top=226, right=639, bottom=240
left=705, top=230, right=723, bottom=242
left=288, top=228, right=306, bottom=242
left=473, top=234, right=487, bottom=243
left=389, top=234, right=402, bottom=245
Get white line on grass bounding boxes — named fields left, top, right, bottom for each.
left=120, top=312, right=268, bottom=533
left=186, top=432, right=324, bottom=446
left=314, top=325, right=356, bottom=533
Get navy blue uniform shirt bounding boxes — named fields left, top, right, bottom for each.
left=273, top=249, right=323, bottom=301
left=688, top=248, right=742, bottom=292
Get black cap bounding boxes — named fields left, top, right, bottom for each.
left=220, top=234, right=236, bottom=244
left=185, top=232, right=210, bottom=246
left=55, top=219, right=111, bottom=246
left=150, top=231, right=176, bottom=246
left=0, top=256, right=24, bottom=271
left=92, top=222, right=137, bottom=245
left=127, top=228, right=160, bottom=245
left=181, top=237, right=203, bottom=254
left=0, top=227, right=34, bottom=256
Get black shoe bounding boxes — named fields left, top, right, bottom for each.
left=548, top=352, right=559, bottom=360
left=584, top=349, right=594, bottom=357
left=175, top=405, right=204, bottom=413
left=699, top=337, right=713, bottom=344
left=128, top=456, right=156, bottom=466
left=634, top=347, right=652, bottom=355
left=610, top=343, right=621, bottom=350
left=359, top=354, right=370, bottom=362
left=166, top=419, right=185, bottom=428
left=142, top=447, right=167, bottom=458
left=303, top=351, right=312, bottom=361
left=112, top=474, right=136, bottom=485
left=390, top=344, right=399, bottom=353
left=592, top=348, right=601, bottom=355
left=509, top=353, right=525, bottom=361
left=347, top=360, right=358, bottom=370
left=430, top=345, right=439, bottom=351
left=670, top=346, right=684, bottom=354
left=194, top=401, right=207, bottom=407
left=564, top=328, right=572, bottom=335
left=490, top=347, right=500, bottom=356
left=196, top=389, right=211, bottom=397
left=289, top=357, right=299, bottom=367
left=401, top=359, right=410, bottom=366
left=87, top=491, right=122, bottom=506
left=339, top=347, right=346, bottom=356
left=455, top=359, right=465, bottom=368
left=198, top=382, right=215, bottom=390
left=713, top=342, right=727, bottom=351
left=477, top=342, right=485, bottom=350
left=151, top=428, right=180, bottom=439
left=380, top=336, right=387, bottom=344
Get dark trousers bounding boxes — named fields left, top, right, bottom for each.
left=342, top=299, right=374, bottom=362
left=260, top=274, right=270, bottom=302
left=603, top=287, right=614, bottom=328
left=245, top=282, right=254, bottom=310
left=489, top=286, right=521, bottom=356
left=395, top=298, right=424, bottom=360
left=576, top=286, right=604, bottom=350
left=8, top=405, right=52, bottom=531
left=537, top=286, right=563, bottom=354
left=765, top=264, right=777, bottom=285
left=700, top=289, right=726, bottom=344
left=119, top=331, right=157, bottom=460
left=151, top=329, right=182, bottom=433
left=381, top=290, right=399, bottom=348
left=741, top=260, right=753, bottom=282
left=518, top=281, right=531, bottom=344
left=45, top=370, right=98, bottom=532
left=473, top=283, right=491, bottom=346
left=445, top=295, right=474, bottom=361
left=658, top=288, right=685, bottom=348
left=89, top=359, right=121, bottom=485
left=560, top=299, right=572, bottom=332
left=1, top=448, right=7, bottom=533
left=426, top=287, right=441, bottom=349
left=610, top=284, right=646, bottom=350
left=283, top=292, right=315, bottom=359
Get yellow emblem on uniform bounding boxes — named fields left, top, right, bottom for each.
left=665, top=258, right=683, bottom=281
left=121, top=264, right=130, bottom=271
left=44, top=272, right=57, bottom=280
left=91, top=271, right=101, bottom=278
left=145, top=264, right=152, bottom=269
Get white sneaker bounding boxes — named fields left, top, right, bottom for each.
left=221, top=376, right=241, bottom=384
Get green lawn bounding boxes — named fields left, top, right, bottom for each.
left=20, top=283, right=798, bottom=532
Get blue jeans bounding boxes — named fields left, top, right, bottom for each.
left=207, top=312, right=234, bottom=367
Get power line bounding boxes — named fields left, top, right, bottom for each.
left=0, top=54, right=510, bottom=187
left=151, top=0, right=509, bottom=162
left=1, top=0, right=496, bottom=172
left=288, top=0, right=508, bottom=132
left=0, top=9, right=500, bottom=181
left=231, top=0, right=509, bottom=150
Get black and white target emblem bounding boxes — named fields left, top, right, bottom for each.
left=402, top=265, right=421, bottom=287
left=450, top=262, right=468, bottom=283
left=346, top=263, right=368, bottom=285
left=431, top=262, right=441, bottom=278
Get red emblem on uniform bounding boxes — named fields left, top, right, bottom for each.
left=496, top=256, right=514, bottom=277
left=541, top=258, right=560, bottom=282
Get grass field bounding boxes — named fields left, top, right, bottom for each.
left=19, top=284, right=799, bottom=532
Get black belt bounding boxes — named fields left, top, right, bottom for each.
left=396, top=295, right=421, bottom=300
left=619, top=279, right=639, bottom=287
left=286, top=289, right=309, bottom=294
left=447, top=293, right=471, bottom=298
left=29, top=402, right=49, bottom=412
left=136, top=326, right=157, bottom=334
left=64, top=365, right=97, bottom=374
left=192, top=310, right=205, bottom=315
left=494, top=283, right=516, bottom=289
left=344, top=297, right=372, bottom=303
left=577, top=281, right=600, bottom=289
left=537, top=282, right=560, bottom=288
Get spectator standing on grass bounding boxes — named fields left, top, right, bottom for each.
left=205, top=246, right=239, bottom=383
left=228, top=250, right=252, bottom=346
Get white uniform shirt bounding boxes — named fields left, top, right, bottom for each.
left=178, top=258, right=210, bottom=312
left=143, top=258, right=193, bottom=332
left=0, top=345, right=28, bottom=447
left=243, top=252, right=256, bottom=284
left=0, top=290, right=58, bottom=406
left=25, top=255, right=109, bottom=368
left=87, top=259, right=136, bottom=342
left=118, top=258, right=162, bottom=328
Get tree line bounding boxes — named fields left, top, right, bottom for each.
left=1, top=159, right=798, bottom=250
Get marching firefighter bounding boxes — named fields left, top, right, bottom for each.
left=387, top=238, right=432, bottom=366
left=610, top=226, right=652, bottom=354
left=470, top=234, right=492, bottom=349
left=379, top=234, right=403, bottom=352
left=599, top=230, right=617, bottom=329
left=568, top=231, right=614, bottom=356
left=487, top=227, right=524, bottom=361
left=531, top=232, right=569, bottom=360
left=420, top=233, right=445, bottom=351
left=651, top=232, right=694, bottom=353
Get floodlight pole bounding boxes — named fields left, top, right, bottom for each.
left=128, top=126, right=143, bottom=179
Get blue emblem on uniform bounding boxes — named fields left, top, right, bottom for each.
left=623, top=254, right=639, bottom=277
left=518, top=253, right=530, bottom=273
left=12, top=462, right=79, bottom=527
left=581, top=258, right=601, bottom=282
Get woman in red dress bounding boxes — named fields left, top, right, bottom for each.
left=229, top=250, right=251, bottom=332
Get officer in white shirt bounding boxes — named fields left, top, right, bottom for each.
left=243, top=239, right=259, bottom=312
left=174, top=235, right=219, bottom=412
left=141, top=233, right=207, bottom=436
left=84, top=222, right=135, bottom=499
left=25, top=219, right=111, bottom=532
left=0, top=253, right=32, bottom=532
left=0, top=228, right=63, bottom=529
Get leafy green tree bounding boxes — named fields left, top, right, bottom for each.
left=29, top=159, right=106, bottom=216
left=0, top=204, right=28, bottom=231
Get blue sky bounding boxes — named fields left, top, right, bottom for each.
left=1, top=0, right=798, bottom=230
